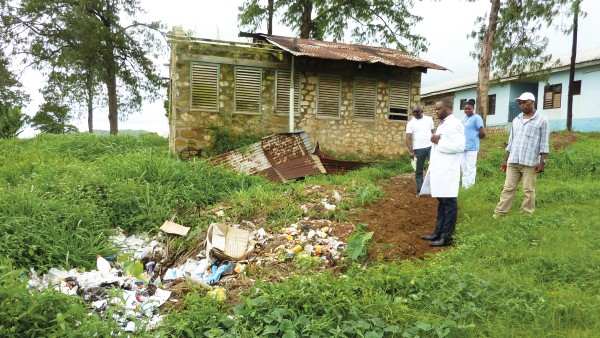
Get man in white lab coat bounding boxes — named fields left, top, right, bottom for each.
left=420, top=98, right=465, bottom=246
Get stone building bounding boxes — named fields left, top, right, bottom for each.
left=168, top=27, right=446, bottom=158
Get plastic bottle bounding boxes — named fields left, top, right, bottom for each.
left=96, top=254, right=114, bottom=278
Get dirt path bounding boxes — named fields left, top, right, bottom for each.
left=352, top=174, right=445, bottom=262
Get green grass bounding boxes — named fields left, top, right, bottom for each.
left=2, top=131, right=600, bottom=337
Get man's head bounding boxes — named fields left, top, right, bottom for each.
left=412, top=105, right=424, bottom=119
left=515, top=92, right=536, bottom=114
left=435, top=98, right=452, bottom=120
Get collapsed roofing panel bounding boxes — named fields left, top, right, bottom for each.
left=210, top=131, right=367, bottom=183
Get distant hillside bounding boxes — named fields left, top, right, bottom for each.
left=92, top=129, right=159, bottom=136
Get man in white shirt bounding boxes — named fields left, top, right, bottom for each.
left=405, top=105, right=434, bottom=194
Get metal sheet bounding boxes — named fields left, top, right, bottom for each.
left=263, top=35, right=447, bottom=71
left=210, top=131, right=367, bottom=183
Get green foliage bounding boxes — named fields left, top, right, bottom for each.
left=208, top=126, right=267, bottom=155
left=0, top=258, right=121, bottom=336
left=31, top=98, right=78, bottom=134
left=0, top=52, right=28, bottom=106
left=469, top=0, right=573, bottom=79
left=238, top=0, right=428, bottom=53
left=0, top=104, right=29, bottom=138
left=345, top=223, right=374, bottom=260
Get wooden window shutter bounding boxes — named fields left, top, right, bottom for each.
left=388, top=81, right=410, bottom=121
left=235, top=67, right=262, bottom=113
left=552, top=84, right=561, bottom=108
left=276, top=70, right=300, bottom=114
left=543, top=87, right=553, bottom=109
left=317, top=74, right=341, bottom=118
left=191, top=63, right=219, bottom=111
left=353, top=78, right=377, bottom=120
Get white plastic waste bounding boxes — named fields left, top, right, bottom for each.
left=96, top=255, right=114, bottom=278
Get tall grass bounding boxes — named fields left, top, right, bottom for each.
left=0, top=133, right=265, bottom=272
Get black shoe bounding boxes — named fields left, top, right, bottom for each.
left=429, top=237, right=452, bottom=247
left=420, top=234, right=439, bottom=241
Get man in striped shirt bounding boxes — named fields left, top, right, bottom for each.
left=493, top=92, right=549, bottom=217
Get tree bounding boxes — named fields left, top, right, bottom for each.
left=0, top=50, right=28, bottom=107
left=1, top=0, right=166, bottom=135
left=469, top=0, right=573, bottom=123
left=30, top=98, right=78, bottom=134
left=0, top=105, right=29, bottom=138
left=239, top=0, right=428, bottom=53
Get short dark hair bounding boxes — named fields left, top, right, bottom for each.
left=439, top=98, right=453, bottom=110
left=465, top=99, right=475, bottom=107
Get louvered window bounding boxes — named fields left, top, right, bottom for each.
left=191, top=63, right=219, bottom=111
left=543, top=84, right=561, bottom=109
left=235, top=67, right=262, bottom=114
left=353, top=78, right=377, bottom=120
left=388, top=81, right=410, bottom=121
left=275, top=70, right=300, bottom=114
left=317, top=74, right=341, bottom=118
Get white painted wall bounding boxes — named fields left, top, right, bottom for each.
left=538, top=65, right=600, bottom=131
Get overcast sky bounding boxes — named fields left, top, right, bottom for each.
left=18, top=0, right=600, bottom=137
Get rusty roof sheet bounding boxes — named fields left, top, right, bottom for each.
left=209, top=131, right=367, bottom=183
left=261, top=34, right=447, bottom=71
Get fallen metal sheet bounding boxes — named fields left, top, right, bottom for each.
left=209, top=131, right=368, bottom=183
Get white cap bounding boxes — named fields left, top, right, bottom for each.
left=515, top=92, right=535, bottom=102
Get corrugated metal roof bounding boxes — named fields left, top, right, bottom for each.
left=210, top=131, right=367, bottom=183
left=260, top=34, right=447, bottom=71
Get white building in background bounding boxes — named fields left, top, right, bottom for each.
left=422, top=47, right=600, bottom=132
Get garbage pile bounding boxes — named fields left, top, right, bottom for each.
left=26, top=231, right=171, bottom=333
left=163, top=218, right=348, bottom=292
left=25, top=208, right=351, bottom=332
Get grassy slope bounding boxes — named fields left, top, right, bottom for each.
left=1, top=132, right=599, bottom=337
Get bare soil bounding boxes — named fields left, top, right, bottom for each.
left=352, top=174, right=444, bottom=262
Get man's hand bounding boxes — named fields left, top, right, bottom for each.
left=535, top=163, right=545, bottom=173
left=430, top=134, right=441, bottom=144
left=501, top=160, right=507, bottom=172
left=409, top=151, right=415, bottom=159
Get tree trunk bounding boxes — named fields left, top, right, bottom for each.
left=106, top=61, right=118, bottom=135
left=105, top=0, right=118, bottom=135
left=299, top=0, right=313, bottom=39
left=476, top=0, right=500, bottom=126
left=86, top=71, right=94, bottom=133
left=566, top=0, right=579, bottom=132
left=267, top=0, right=273, bottom=35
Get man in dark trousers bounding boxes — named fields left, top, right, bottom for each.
left=420, top=98, right=465, bottom=246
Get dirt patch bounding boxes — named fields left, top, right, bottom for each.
left=550, top=131, right=579, bottom=151
left=353, top=174, right=444, bottom=262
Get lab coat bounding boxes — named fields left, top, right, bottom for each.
left=421, top=114, right=465, bottom=198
